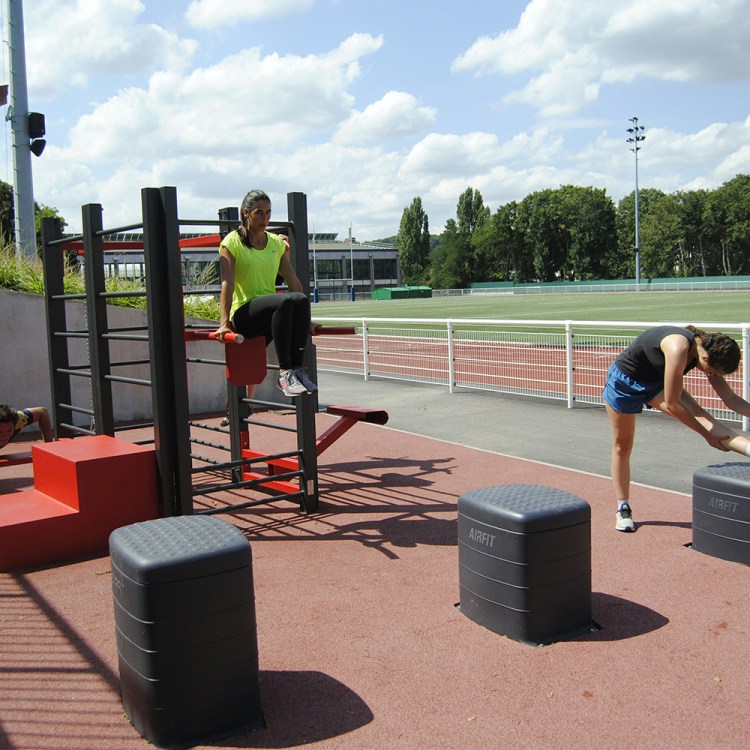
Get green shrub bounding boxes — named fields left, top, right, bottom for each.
left=0, top=242, right=220, bottom=321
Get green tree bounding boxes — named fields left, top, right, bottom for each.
left=702, top=175, right=750, bottom=276
left=429, top=218, right=465, bottom=289
left=34, top=202, right=68, bottom=243
left=427, top=172, right=750, bottom=286
left=396, top=197, right=430, bottom=285
left=472, top=211, right=505, bottom=281
left=0, top=181, right=14, bottom=246
left=674, top=189, right=709, bottom=276
left=640, top=193, right=682, bottom=278
left=614, top=188, right=666, bottom=279
left=430, top=187, right=489, bottom=288
left=456, top=187, right=490, bottom=236
left=472, top=201, right=532, bottom=282
left=516, top=189, right=567, bottom=282
left=557, top=186, right=616, bottom=280
left=0, top=179, right=68, bottom=250
left=456, top=187, right=489, bottom=285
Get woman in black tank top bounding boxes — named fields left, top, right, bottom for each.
left=603, top=325, right=750, bottom=532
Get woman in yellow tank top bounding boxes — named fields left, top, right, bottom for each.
left=213, top=189, right=315, bottom=397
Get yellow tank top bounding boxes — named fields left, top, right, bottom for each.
left=222, top=230, right=285, bottom=319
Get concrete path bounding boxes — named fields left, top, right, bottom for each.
left=317, top=370, right=740, bottom=498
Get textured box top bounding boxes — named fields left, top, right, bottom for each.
left=694, top=461, right=750, bottom=482
left=459, top=484, right=590, bottom=532
left=109, top=516, right=251, bottom=583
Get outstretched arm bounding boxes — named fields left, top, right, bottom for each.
left=657, top=334, right=727, bottom=449
left=706, top=372, right=750, bottom=419
left=214, top=246, right=236, bottom=342
left=27, top=407, right=53, bottom=442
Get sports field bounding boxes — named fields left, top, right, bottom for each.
left=309, top=288, right=748, bottom=421
left=314, top=289, right=748, bottom=325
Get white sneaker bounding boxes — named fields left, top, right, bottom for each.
left=278, top=369, right=308, bottom=396
left=294, top=367, right=318, bottom=393
left=616, top=503, right=635, bottom=532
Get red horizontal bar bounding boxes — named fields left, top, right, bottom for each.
left=179, top=234, right=221, bottom=248
left=311, top=325, right=356, bottom=336
left=184, top=329, right=244, bottom=344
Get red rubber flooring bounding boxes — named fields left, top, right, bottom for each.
left=1, top=415, right=748, bottom=750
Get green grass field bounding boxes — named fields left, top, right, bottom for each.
left=313, top=290, right=748, bottom=327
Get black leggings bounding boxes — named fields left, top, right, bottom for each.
left=231, top=292, right=310, bottom=370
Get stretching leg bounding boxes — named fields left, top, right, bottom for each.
left=606, top=404, right=636, bottom=501
left=675, top=390, right=750, bottom=455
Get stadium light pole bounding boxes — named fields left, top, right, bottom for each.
left=626, top=116, right=645, bottom=290
left=6, top=0, right=39, bottom=257
left=349, top=223, right=354, bottom=302
left=311, top=221, right=318, bottom=302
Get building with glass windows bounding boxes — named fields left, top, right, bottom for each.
left=88, top=231, right=401, bottom=301
left=308, top=232, right=401, bottom=301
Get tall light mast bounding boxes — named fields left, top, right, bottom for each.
left=6, top=0, right=41, bottom=257
left=626, top=116, right=646, bottom=289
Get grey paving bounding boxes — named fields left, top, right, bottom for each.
left=317, top=370, right=742, bottom=496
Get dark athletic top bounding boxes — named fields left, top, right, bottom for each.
left=615, top=326, right=697, bottom=383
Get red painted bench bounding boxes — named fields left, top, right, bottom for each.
left=243, top=405, right=390, bottom=479
left=317, top=405, right=389, bottom=454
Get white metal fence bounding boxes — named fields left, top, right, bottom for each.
left=433, top=279, right=750, bottom=296
left=313, top=318, right=750, bottom=429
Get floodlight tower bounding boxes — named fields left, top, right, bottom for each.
left=6, top=0, right=44, bottom=257
left=349, top=223, right=354, bottom=302
left=626, top=116, right=646, bottom=289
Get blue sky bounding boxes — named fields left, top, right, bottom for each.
left=2, top=0, right=749, bottom=239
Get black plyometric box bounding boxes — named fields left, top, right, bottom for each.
left=458, top=484, right=592, bottom=645
left=693, top=462, right=750, bottom=566
left=109, top=515, right=263, bottom=749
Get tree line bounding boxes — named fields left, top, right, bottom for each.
left=3, top=173, right=748, bottom=286
left=0, top=180, right=68, bottom=248
left=396, top=174, right=750, bottom=288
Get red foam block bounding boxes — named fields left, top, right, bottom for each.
left=0, top=435, right=160, bottom=572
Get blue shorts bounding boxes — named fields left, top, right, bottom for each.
left=602, top=364, right=663, bottom=414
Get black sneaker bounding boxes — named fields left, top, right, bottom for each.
left=293, top=367, right=318, bottom=394
left=616, top=503, right=635, bottom=532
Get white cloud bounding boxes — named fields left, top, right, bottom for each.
left=401, top=133, right=504, bottom=179
left=333, top=91, right=436, bottom=145
left=33, top=33, right=391, bottom=231
left=602, top=0, right=750, bottom=83
left=185, top=0, right=314, bottom=29
left=650, top=121, right=750, bottom=185
left=452, top=0, right=750, bottom=117
left=502, top=50, right=602, bottom=118
left=14, top=2, right=750, bottom=241
left=25, top=0, right=198, bottom=99
left=64, top=34, right=383, bottom=166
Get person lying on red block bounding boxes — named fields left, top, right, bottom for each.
left=0, top=404, right=53, bottom=449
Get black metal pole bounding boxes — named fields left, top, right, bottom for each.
left=81, top=203, right=115, bottom=435
left=287, top=191, right=319, bottom=511
left=142, top=186, right=193, bottom=516
left=217, top=205, right=251, bottom=482
left=40, top=216, right=72, bottom=439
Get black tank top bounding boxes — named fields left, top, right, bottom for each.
left=615, top=326, right=697, bottom=382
